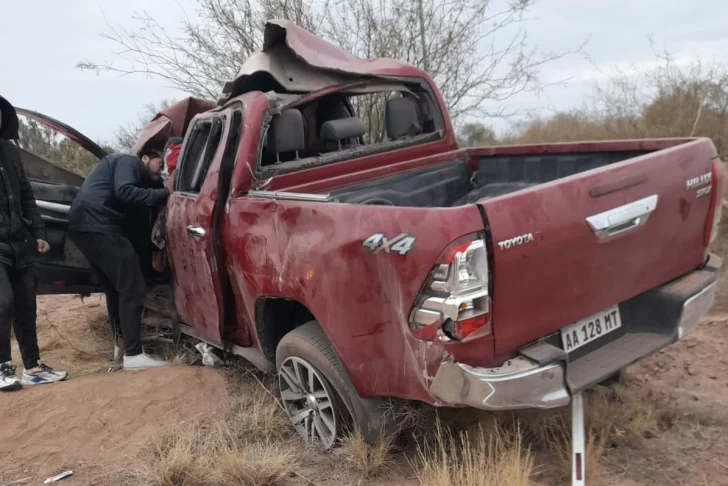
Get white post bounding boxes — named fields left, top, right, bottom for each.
left=572, top=392, right=586, bottom=486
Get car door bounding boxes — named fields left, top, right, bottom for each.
left=165, top=108, right=240, bottom=344
left=14, top=108, right=108, bottom=295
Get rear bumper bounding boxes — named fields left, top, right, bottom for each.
left=428, top=254, right=721, bottom=411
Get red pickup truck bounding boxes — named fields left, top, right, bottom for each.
left=22, top=20, right=724, bottom=449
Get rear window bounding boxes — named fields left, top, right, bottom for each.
left=258, top=82, right=443, bottom=175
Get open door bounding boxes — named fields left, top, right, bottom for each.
left=15, top=108, right=108, bottom=295
left=165, top=107, right=242, bottom=344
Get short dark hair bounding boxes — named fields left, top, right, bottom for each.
left=140, top=148, right=162, bottom=160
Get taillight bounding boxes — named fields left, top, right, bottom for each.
left=706, top=159, right=725, bottom=245
left=409, top=235, right=491, bottom=342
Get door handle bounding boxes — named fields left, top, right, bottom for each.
left=586, top=194, right=658, bottom=240
left=186, top=225, right=207, bottom=238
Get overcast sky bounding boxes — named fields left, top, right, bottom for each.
left=1, top=0, right=726, bottom=143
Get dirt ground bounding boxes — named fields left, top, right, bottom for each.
left=1, top=296, right=228, bottom=486
left=3, top=257, right=728, bottom=485
left=602, top=315, right=728, bottom=485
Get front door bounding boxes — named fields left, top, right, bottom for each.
left=165, top=109, right=239, bottom=344
left=14, top=108, right=108, bottom=295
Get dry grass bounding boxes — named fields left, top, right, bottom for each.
left=213, top=439, right=299, bottom=486
left=506, top=379, right=664, bottom=482
left=127, top=378, right=299, bottom=486
left=339, top=432, right=396, bottom=480
left=124, top=340, right=668, bottom=486
left=222, top=380, right=292, bottom=443
left=373, top=375, right=665, bottom=485
left=132, top=424, right=208, bottom=486
left=413, top=419, right=533, bottom=486
left=129, top=421, right=299, bottom=486
left=552, top=393, right=613, bottom=483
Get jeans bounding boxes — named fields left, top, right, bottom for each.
left=0, top=263, right=41, bottom=369
left=69, top=231, right=146, bottom=357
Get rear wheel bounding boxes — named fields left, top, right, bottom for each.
left=278, top=356, right=340, bottom=449
left=276, top=321, right=398, bottom=449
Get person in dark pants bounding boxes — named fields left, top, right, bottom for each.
left=0, top=95, right=67, bottom=391
left=68, top=149, right=170, bottom=369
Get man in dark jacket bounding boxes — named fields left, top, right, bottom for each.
left=68, top=149, right=170, bottom=370
left=0, top=95, right=67, bottom=391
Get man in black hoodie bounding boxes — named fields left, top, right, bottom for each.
left=68, top=148, right=170, bottom=370
left=0, top=95, right=67, bottom=391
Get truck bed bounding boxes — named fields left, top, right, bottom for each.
left=331, top=147, right=652, bottom=207
left=329, top=138, right=722, bottom=364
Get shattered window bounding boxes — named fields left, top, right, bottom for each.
left=349, top=91, right=401, bottom=144
left=190, top=117, right=224, bottom=192
left=176, top=117, right=225, bottom=193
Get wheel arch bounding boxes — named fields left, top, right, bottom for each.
left=255, top=295, right=316, bottom=362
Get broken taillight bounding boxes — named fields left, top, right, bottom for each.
left=409, top=235, right=491, bottom=342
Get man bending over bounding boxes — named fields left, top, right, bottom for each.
left=68, top=149, right=170, bottom=369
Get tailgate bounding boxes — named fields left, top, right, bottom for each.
left=479, top=139, right=720, bottom=357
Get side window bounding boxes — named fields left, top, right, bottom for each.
left=218, top=111, right=243, bottom=201
left=177, top=121, right=211, bottom=192
left=177, top=117, right=225, bottom=193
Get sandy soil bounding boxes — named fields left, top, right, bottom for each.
left=602, top=314, right=728, bottom=485
left=1, top=295, right=228, bottom=486
left=3, top=281, right=728, bottom=485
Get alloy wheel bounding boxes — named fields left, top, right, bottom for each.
left=278, top=356, right=338, bottom=449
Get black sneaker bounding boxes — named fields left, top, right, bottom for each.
left=0, top=361, right=22, bottom=391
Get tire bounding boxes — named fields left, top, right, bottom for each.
left=276, top=321, right=396, bottom=449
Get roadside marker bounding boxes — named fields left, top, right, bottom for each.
left=572, top=392, right=586, bottom=485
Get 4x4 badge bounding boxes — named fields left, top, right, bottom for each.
left=362, top=232, right=416, bottom=255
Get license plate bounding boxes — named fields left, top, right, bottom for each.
left=560, top=305, right=622, bottom=353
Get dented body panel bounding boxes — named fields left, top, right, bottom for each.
left=224, top=196, right=490, bottom=400
left=225, top=20, right=427, bottom=98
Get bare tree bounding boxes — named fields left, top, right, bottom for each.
left=457, top=122, right=498, bottom=146
left=509, top=54, right=728, bottom=158
left=78, top=0, right=318, bottom=99
left=320, top=0, right=582, bottom=120
left=78, top=0, right=581, bottom=124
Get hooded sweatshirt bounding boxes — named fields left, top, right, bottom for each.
left=0, top=95, right=47, bottom=268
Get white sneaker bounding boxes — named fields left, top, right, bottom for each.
left=0, top=362, right=22, bottom=391
left=21, top=361, right=68, bottom=386
left=123, top=353, right=168, bottom=370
